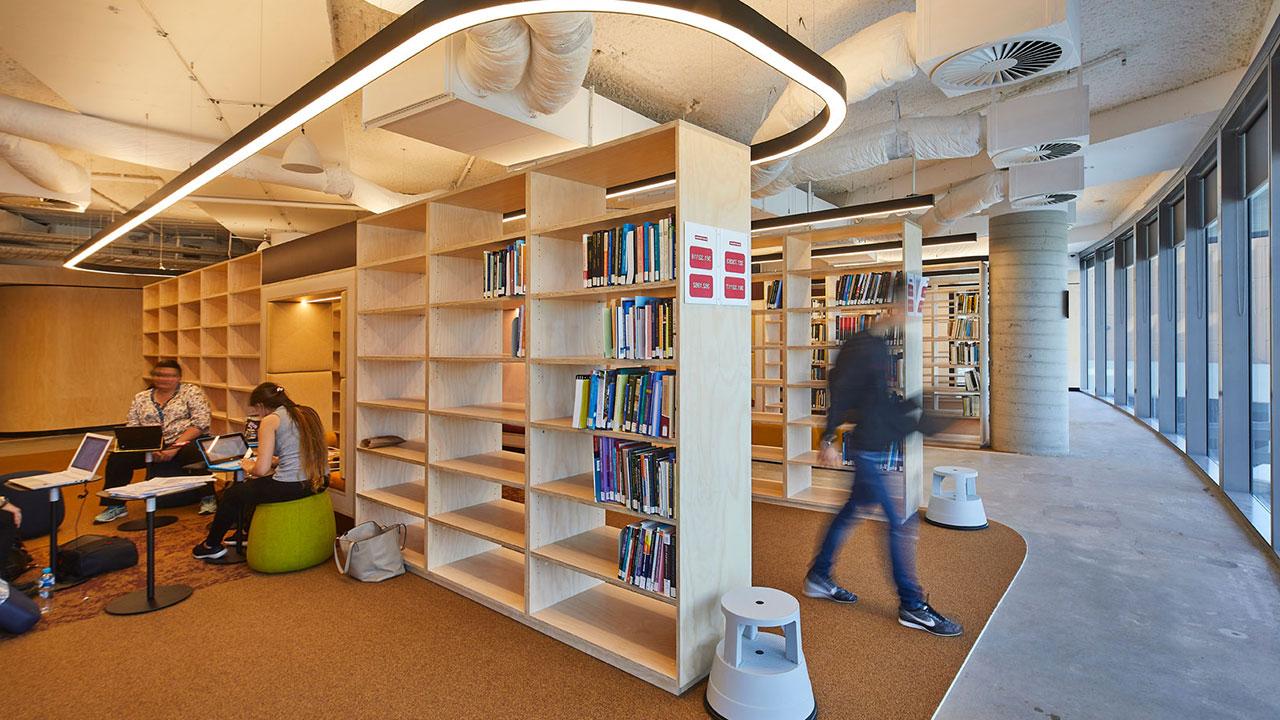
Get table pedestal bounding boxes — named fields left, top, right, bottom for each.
left=105, top=496, right=193, bottom=616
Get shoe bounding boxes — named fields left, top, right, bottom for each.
left=802, top=573, right=858, bottom=604
left=222, top=530, right=248, bottom=546
left=198, top=495, right=217, bottom=515
left=899, top=603, right=963, bottom=637
left=192, top=541, right=227, bottom=560
left=93, top=505, right=128, bottom=524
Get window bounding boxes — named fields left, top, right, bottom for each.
left=1127, top=244, right=1137, bottom=407
left=1106, top=249, right=1115, bottom=399
left=1208, top=218, right=1221, bottom=465
left=1086, top=258, right=1095, bottom=390
left=1149, top=228, right=1160, bottom=416
left=1248, top=182, right=1270, bottom=510
left=1175, top=209, right=1187, bottom=438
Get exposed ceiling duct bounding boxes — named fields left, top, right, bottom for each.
left=0, top=132, right=89, bottom=196
left=0, top=94, right=418, bottom=213
left=920, top=171, right=1008, bottom=236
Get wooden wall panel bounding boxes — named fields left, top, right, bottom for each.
left=0, top=284, right=144, bottom=433
left=267, top=301, right=334, bottom=374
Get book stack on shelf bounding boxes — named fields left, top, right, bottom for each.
left=832, top=269, right=901, bottom=305
left=618, top=521, right=676, bottom=599
left=592, top=436, right=676, bottom=518
left=569, top=368, right=675, bottom=437
left=602, top=297, right=675, bottom=359
left=142, top=253, right=263, bottom=436
left=764, top=279, right=783, bottom=309
left=921, top=264, right=989, bottom=447
left=484, top=238, right=526, bottom=298
left=582, top=216, right=677, bottom=288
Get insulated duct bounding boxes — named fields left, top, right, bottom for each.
left=0, top=94, right=417, bottom=213
left=0, top=132, right=89, bottom=195
left=365, top=1, right=593, bottom=117
left=919, top=171, right=1007, bottom=236
left=752, top=115, right=981, bottom=197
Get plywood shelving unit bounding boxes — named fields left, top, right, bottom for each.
left=748, top=222, right=925, bottom=519
left=351, top=121, right=750, bottom=694
left=922, top=261, right=989, bottom=448
left=143, top=253, right=263, bottom=435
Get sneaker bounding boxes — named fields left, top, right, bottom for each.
left=802, top=573, right=858, bottom=604
left=192, top=541, right=227, bottom=560
left=222, top=530, right=248, bottom=546
left=93, top=505, right=128, bottom=524
left=198, top=495, right=217, bottom=515
left=899, top=603, right=963, bottom=637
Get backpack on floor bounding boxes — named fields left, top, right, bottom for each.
left=57, top=535, right=138, bottom=580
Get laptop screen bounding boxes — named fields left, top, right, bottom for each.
left=71, top=436, right=111, bottom=472
left=197, top=434, right=249, bottom=466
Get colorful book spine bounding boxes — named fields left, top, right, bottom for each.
left=765, top=280, right=783, bottom=309
left=483, top=239, right=526, bottom=298
left=602, top=296, right=675, bottom=360
left=617, top=520, right=676, bottom=598
left=591, top=436, right=676, bottom=519
left=569, top=367, right=675, bottom=438
left=582, top=214, right=677, bottom=288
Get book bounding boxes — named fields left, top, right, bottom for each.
left=592, top=436, right=676, bottom=519
left=602, top=296, right=675, bottom=360
left=617, top=520, right=676, bottom=598
left=510, top=306, right=525, bottom=358
left=832, top=270, right=902, bottom=306
left=570, top=367, right=675, bottom=438
left=765, top=280, right=782, bottom=309
left=484, top=239, right=526, bottom=298
left=582, top=214, right=676, bottom=288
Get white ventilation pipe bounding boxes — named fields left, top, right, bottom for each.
left=753, top=115, right=981, bottom=197
left=919, top=171, right=1008, bottom=236
left=0, top=94, right=417, bottom=213
left=363, top=2, right=593, bottom=116
left=0, top=132, right=89, bottom=195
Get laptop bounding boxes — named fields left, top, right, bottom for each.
left=7, top=433, right=113, bottom=490
left=113, top=425, right=164, bottom=452
left=196, top=433, right=251, bottom=472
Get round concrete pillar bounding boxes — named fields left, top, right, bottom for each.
left=988, top=210, right=1070, bottom=455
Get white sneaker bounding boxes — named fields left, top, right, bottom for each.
left=198, top=495, right=217, bottom=515
left=93, top=505, right=128, bottom=524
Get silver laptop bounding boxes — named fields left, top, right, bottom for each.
left=8, top=433, right=113, bottom=490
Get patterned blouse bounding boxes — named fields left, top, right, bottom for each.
left=126, top=383, right=212, bottom=446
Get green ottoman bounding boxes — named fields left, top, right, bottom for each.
left=246, top=492, right=337, bottom=573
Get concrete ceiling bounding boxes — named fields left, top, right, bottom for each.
left=0, top=0, right=1274, bottom=269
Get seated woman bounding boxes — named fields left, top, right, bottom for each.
left=95, top=359, right=213, bottom=524
left=193, top=383, right=327, bottom=560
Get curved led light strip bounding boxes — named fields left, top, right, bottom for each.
left=65, top=0, right=846, bottom=269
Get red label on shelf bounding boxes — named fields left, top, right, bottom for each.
left=689, top=245, right=714, bottom=270
left=724, top=251, right=746, bottom=275
left=723, top=275, right=747, bottom=300
left=688, top=273, right=715, bottom=298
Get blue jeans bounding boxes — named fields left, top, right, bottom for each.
left=809, top=449, right=924, bottom=608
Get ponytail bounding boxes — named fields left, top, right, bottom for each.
left=249, top=382, right=330, bottom=492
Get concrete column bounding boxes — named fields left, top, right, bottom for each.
left=988, top=210, right=1070, bottom=455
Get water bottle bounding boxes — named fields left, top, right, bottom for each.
left=38, top=567, right=54, bottom=614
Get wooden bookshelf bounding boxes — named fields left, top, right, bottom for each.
left=747, top=222, right=925, bottom=520
left=141, top=253, right=262, bottom=436
left=349, top=121, right=750, bottom=694
left=921, top=261, right=989, bottom=448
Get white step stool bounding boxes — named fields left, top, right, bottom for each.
left=705, top=587, right=816, bottom=720
left=925, top=465, right=988, bottom=530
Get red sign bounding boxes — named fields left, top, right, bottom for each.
left=723, top=275, right=747, bottom=300
left=689, top=245, right=714, bottom=270
left=688, top=273, right=715, bottom=298
left=724, top=251, right=746, bottom=275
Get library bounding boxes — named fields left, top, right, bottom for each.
left=0, top=1, right=1277, bottom=718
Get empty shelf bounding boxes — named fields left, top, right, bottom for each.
left=430, top=450, right=525, bottom=487
left=431, top=499, right=525, bottom=550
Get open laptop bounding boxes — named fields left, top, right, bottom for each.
left=195, top=433, right=251, bottom=473
left=113, top=425, right=164, bottom=452
left=7, top=433, right=113, bottom=490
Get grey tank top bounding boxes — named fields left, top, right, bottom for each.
left=270, top=406, right=305, bottom=483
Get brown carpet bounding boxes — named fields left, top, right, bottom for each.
left=3, top=501, right=1024, bottom=720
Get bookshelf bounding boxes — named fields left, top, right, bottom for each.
left=747, top=221, right=925, bottom=519
left=349, top=121, right=750, bottom=694
left=922, top=261, right=989, bottom=447
left=142, top=253, right=263, bottom=436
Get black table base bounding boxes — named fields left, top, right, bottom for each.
left=105, top=584, right=193, bottom=615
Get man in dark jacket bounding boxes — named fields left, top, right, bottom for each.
left=803, top=283, right=963, bottom=637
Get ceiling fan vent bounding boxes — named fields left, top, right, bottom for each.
left=992, top=141, right=1083, bottom=167
left=932, top=38, right=1065, bottom=91
left=1010, top=191, right=1078, bottom=209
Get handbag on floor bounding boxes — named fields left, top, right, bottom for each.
left=57, top=534, right=138, bottom=580
left=0, top=579, right=40, bottom=635
left=333, top=521, right=405, bottom=582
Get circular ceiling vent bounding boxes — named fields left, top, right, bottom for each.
left=1010, top=192, right=1078, bottom=210
left=992, top=141, right=1083, bottom=166
left=933, top=38, right=1066, bottom=91
left=0, top=194, right=77, bottom=209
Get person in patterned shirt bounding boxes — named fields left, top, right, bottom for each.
left=94, top=360, right=214, bottom=524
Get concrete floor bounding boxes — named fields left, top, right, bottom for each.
left=930, top=392, right=1280, bottom=720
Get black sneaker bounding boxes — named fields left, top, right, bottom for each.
left=223, top=530, right=248, bottom=546
left=899, top=603, right=963, bottom=637
left=192, top=541, right=227, bottom=560
left=803, top=573, right=858, bottom=604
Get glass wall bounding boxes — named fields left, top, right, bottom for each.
left=1105, top=249, right=1115, bottom=399
left=1086, top=258, right=1095, bottom=390
left=1127, top=242, right=1137, bottom=407
left=1208, top=216, right=1221, bottom=466
left=1176, top=226, right=1187, bottom=438
left=1149, top=225, right=1160, bottom=417
left=1248, top=177, right=1271, bottom=510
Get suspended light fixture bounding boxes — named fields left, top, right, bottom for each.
left=281, top=127, right=324, bottom=174
left=750, top=194, right=936, bottom=234
left=64, top=0, right=847, bottom=270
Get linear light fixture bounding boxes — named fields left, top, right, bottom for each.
left=502, top=170, right=679, bottom=222
left=301, top=295, right=343, bottom=304
left=750, top=194, right=936, bottom=235
left=65, top=1, right=846, bottom=269
left=750, top=232, right=977, bottom=265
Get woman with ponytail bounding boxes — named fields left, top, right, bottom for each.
left=193, top=383, right=329, bottom=560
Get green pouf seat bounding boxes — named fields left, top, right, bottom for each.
left=246, top=491, right=337, bottom=574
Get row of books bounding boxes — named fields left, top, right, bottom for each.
left=949, top=290, right=979, bottom=314
left=602, top=296, right=675, bottom=360
left=832, top=270, right=901, bottom=306
left=618, top=520, right=676, bottom=598
left=838, top=433, right=904, bottom=472
left=483, top=239, right=526, bottom=298
left=569, top=368, right=675, bottom=438
left=510, top=306, right=526, bottom=358
left=583, top=215, right=677, bottom=288
left=764, top=280, right=783, bottom=309
left=948, top=340, right=980, bottom=365
left=948, top=317, right=979, bottom=339
left=592, top=436, right=676, bottom=519
left=960, top=395, right=980, bottom=417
